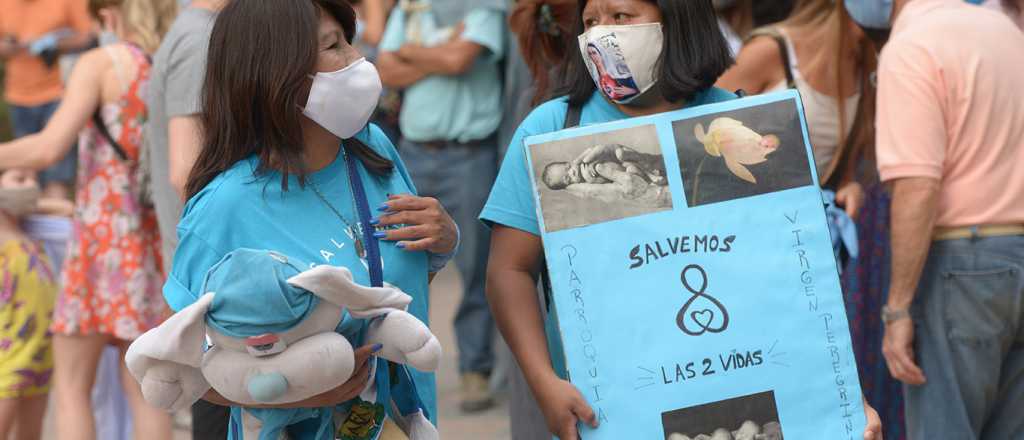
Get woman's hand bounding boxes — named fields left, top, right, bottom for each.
left=374, top=194, right=457, bottom=254
left=305, top=344, right=379, bottom=407
left=835, top=181, right=866, bottom=221
left=534, top=375, right=598, bottom=439
left=863, top=397, right=883, bottom=440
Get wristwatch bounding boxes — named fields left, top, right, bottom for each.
left=881, top=305, right=910, bottom=324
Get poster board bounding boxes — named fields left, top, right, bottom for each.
left=525, top=90, right=865, bottom=440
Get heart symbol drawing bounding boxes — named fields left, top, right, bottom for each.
left=691, top=309, right=714, bottom=329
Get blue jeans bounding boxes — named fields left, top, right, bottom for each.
left=8, top=100, right=77, bottom=185
left=906, top=234, right=1024, bottom=439
left=400, top=138, right=497, bottom=374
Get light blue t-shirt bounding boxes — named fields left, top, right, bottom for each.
left=480, top=88, right=739, bottom=235
left=379, top=5, right=506, bottom=143
left=165, top=124, right=436, bottom=435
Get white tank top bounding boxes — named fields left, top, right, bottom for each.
left=765, top=30, right=860, bottom=180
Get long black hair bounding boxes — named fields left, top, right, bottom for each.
left=560, top=0, right=734, bottom=106
left=186, top=0, right=392, bottom=199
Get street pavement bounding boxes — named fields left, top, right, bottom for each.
left=41, top=265, right=511, bottom=440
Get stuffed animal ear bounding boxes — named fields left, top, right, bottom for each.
left=287, top=265, right=412, bottom=318
left=125, top=293, right=215, bottom=412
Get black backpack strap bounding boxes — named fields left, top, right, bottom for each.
left=748, top=27, right=796, bottom=89
left=92, top=109, right=130, bottom=162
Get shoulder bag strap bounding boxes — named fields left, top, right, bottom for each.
left=748, top=27, right=796, bottom=89
left=92, top=110, right=131, bottom=162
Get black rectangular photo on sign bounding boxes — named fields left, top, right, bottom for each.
left=661, top=390, right=784, bottom=440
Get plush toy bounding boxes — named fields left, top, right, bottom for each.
left=126, top=249, right=441, bottom=439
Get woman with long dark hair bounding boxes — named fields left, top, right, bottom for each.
left=481, top=1, right=883, bottom=439
left=167, top=0, right=455, bottom=437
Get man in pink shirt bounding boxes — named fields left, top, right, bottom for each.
left=845, top=0, right=1024, bottom=438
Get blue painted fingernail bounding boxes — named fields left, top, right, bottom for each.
left=369, top=218, right=380, bottom=226
left=377, top=204, right=390, bottom=212
left=372, top=344, right=383, bottom=352
left=373, top=231, right=387, bottom=239
left=396, top=242, right=406, bottom=249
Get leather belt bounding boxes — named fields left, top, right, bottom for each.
left=417, top=137, right=491, bottom=151
left=932, top=224, right=1024, bottom=241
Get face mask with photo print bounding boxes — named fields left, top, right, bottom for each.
left=578, top=23, right=663, bottom=104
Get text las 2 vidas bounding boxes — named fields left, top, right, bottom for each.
left=628, top=234, right=737, bottom=270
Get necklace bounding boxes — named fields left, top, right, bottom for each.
left=309, top=149, right=367, bottom=259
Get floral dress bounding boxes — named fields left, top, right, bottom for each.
left=0, top=239, right=58, bottom=398
left=50, top=43, right=167, bottom=340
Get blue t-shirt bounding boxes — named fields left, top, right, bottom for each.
left=165, top=124, right=436, bottom=435
left=480, top=88, right=738, bottom=234
left=379, top=5, right=506, bottom=143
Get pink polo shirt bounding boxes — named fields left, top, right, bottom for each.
left=876, top=0, right=1024, bottom=227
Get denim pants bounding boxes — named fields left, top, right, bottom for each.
left=8, top=100, right=77, bottom=185
left=399, top=138, right=497, bottom=374
left=906, top=235, right=1024, bottom=439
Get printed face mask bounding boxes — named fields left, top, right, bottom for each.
left=0, top=186, right=40, bottom=217
left=303, top=58, right=382, bottom=140
left=578, top=23, right=663, bottom=104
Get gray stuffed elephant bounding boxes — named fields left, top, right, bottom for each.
left=125, top=249, right=441, bottom=439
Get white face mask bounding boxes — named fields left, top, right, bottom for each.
left=302, top=58, right=382, bottom=139
left=0, top=186, right=40, bottom=217
left=578, top=23, right=664, bottom=104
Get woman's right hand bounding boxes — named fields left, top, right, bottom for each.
left=304, top=343, right=380, bottom=407
left=534, top=374, right=598, bottom=439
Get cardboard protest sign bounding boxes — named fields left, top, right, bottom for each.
left=525, top=90, right=865, bottom=440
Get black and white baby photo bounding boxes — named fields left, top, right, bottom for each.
left=529, top=124, right=673, bottom=232
left=662, top=391, right=784, bottom=440
left=673, top=100, right=813, bottom=207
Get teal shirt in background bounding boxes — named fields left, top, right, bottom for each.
left=164, top=125, right=436, bottom=436
left=379, top=4, right=506, bottom=143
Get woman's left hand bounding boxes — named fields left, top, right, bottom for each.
left=373, top=194, right=457, bottom=254
left=863, top=397, right=883, bottom=440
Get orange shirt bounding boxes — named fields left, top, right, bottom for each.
left=0, top=0, right=92, bottom=106
left=875, top=0, right=1024, bottom=227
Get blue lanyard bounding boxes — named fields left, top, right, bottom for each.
left=343, top=144, right=384, bottom=288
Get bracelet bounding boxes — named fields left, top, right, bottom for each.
left=427, top=223, right=460, bottom=273
left=881, top=305, right=910, bottom=324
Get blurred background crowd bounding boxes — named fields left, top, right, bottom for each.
left=0, top=0, right=1021, bottom=439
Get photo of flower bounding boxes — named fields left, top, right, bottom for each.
left=674, top=100, right=813, bottom=207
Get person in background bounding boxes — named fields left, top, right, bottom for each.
left=353, top=0, right=396, bottom=49
left=481, top=1, right=883, bottom=438
left=143, top=0, right=224, bottom=435
left=713, top=0, right=798, bottom=55
left=843, top=0, right=1024, bottom=438
left=0, top=0, right=95, bottom=200
left=0, top=0, right=178, bottom=438
left=716, top=2, right=906, bottom=438
left=378, top=0, right=507, bottom=413
left=171, top=1, right=454, bottom=436
left=983, top=0, right=1024, bottom=29
left=0, top=169, right=71, bottom=440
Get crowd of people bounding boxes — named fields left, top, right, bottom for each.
left=0, top=0, right=1021, bottom=439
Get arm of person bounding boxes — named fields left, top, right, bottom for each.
left=60, top=0, right=97, bottom=54
left=882, top=176, right=938, bottom=385
left=201, top=344, right=378, bottom=408
left=377, top=51, right=431, bottom=88
left=168, top=116, right=203, bottom=199
left=486, top=226, right=597, bottom=438
left=0, top=35, right=24, bottom=59
left=393, top=30, right=484, bottom=77
left=715, top=35, right=787, bottom=94
left=359, top=0, right=389, bottom=47
left=0, top=50, right=103, bottom=169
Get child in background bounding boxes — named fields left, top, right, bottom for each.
left=0, top=169, right=72, bottom=440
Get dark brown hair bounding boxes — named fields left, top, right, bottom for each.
left=560, top=0, right=734, bottom=107
left=509, top=0, right=578, bottom=105
left=186, top=0, right=392, bottom=199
